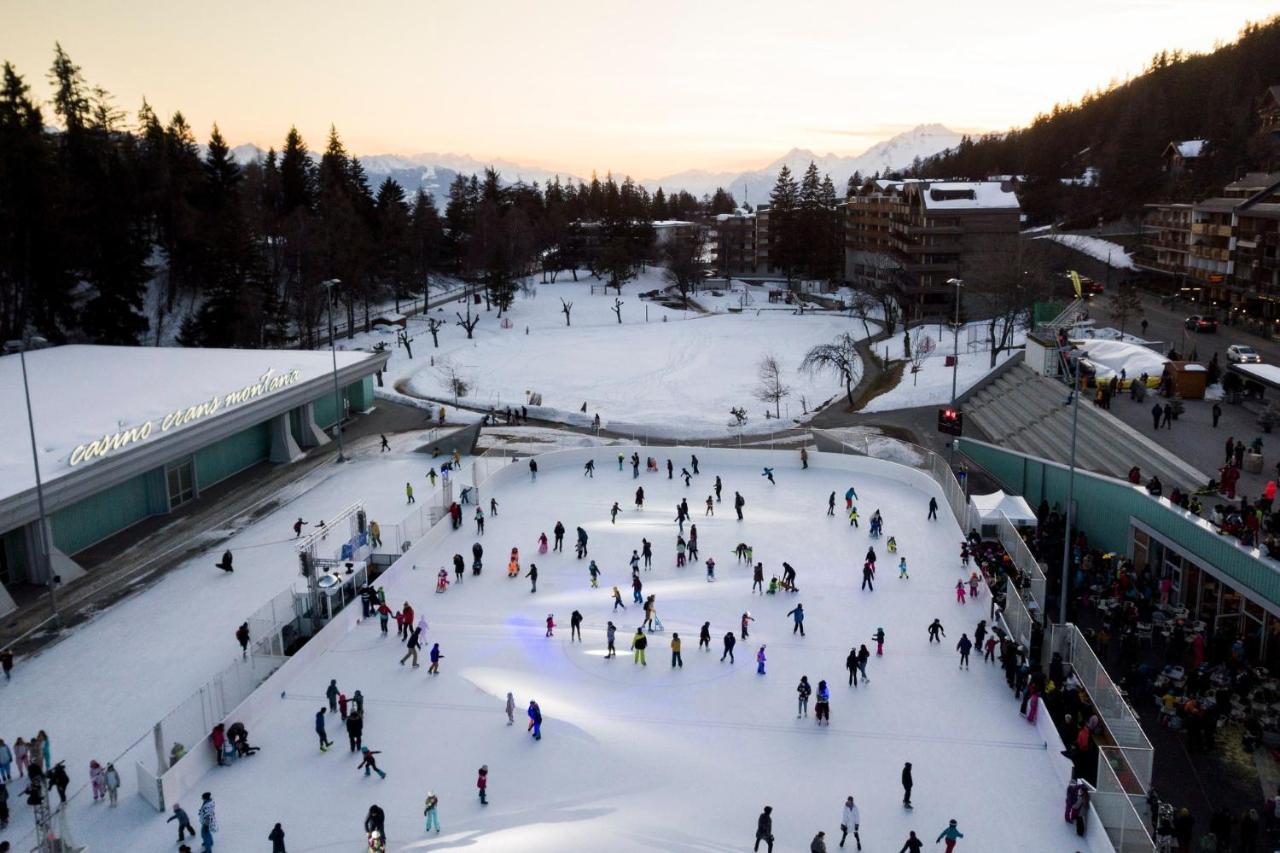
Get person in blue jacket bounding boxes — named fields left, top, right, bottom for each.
left=786, top=604, right=806, bottom=636
left=527, top=700, right=543, bottom=740
left=936, top=819, right=964, bottom=851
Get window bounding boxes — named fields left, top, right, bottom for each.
left=167, top=460, right=195, bottom=509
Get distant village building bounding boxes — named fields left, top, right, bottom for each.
left=1140, top=171, right=1280, bottom=320
left=1162, top=139, right=1209, bottom=175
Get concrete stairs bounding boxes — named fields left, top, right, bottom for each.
left=965, top=363, right=1208, bottom=491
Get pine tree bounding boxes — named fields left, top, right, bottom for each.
left=768, top=165, right=800, bottom=286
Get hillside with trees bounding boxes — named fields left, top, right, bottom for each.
left=0, top=47, right=736, bottom=348
left=918, top=16, right=1280, bottom=225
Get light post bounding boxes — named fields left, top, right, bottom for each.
left=1059, top=346, right=1082, bottom=625
left=322, top=279, right=347, bottom=463
left=11, top=335, right=60, bottom=627
left=947, top=278, right=963, bottom=405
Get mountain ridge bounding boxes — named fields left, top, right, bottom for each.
left=226, top=123, right=964, bottom=202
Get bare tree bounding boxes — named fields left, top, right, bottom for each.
left=849, top=289, right=878, bottom=337
left=560, top=297, right=573, bottom=327
left=1107, top=283, right=1144, bottom=337
left=456, top=310, right=479, bottom=339
left=800, top=332, right=864, bottom=406
left=435, top=360, right=471, bottom=406
left=663, top=229, right=707, bottom=307
left=426, top=316, right=444, bottom=347
left=870, top=282, right=902, bottom=336
left=908, top=329, right=937, bottom=386
left=754, top=354, right=792, bottom=418
left=612, top=297, right=623, bottom=324
left=967, top=244, right=1054, bottom=367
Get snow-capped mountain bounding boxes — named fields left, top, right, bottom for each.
left=225, top=143, right=575, bottom=200
left=224, top=123, right=962, bottom=205
left=645, top=124, right=964, bottom=202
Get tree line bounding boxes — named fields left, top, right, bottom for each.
left=0, top=46, right=739, bottom=348
left=916, top=16, right=1280, bottom=225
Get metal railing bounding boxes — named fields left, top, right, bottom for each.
left=1045, top=622, right=1154, bottom=790
left=995, top=510, right=1048, bottom=606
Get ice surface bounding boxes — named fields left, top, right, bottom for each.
left=19, top=445, right=1108, bottom=852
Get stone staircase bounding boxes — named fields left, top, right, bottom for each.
left=965, top=363, right=1208, bottom=491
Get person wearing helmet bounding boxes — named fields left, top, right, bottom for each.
left=423, top=790, right=440, bottom=833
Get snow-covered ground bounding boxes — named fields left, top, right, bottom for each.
left=1034, top=234, right=1137, bottom=270
left=27, top=445, right=1107, bottom=852
left=335, top=270, right=875, bottom=438
left=860, top=323, right=1024, bottom=413
left=0, top=429, right=452, bottom=846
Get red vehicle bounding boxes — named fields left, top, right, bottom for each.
left=1185, top=314, right=1218, bottom=333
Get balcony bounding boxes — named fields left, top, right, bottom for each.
left=1136, top=259, right=1187, bottom=275
left=1191, top=223, right=1233, bottom=237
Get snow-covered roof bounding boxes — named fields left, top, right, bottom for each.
left=651, top=220, right=696, bottom=228
left=916, top=181, right=1020, bottom=211
left=1068, top=338, right=1167, bottom=380
left=0, top=345, right=380, bottom=499
left=1170, top=139, right=1208, bottom=159
left=1233, top=362, right=1280, bottom=387
left=970, top=490, right=1038, bottom=526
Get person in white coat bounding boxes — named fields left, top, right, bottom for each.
left=840, top=795, right=861, bottom=850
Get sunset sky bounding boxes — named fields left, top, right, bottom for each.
left=3, top=0, right=1275, bottom=178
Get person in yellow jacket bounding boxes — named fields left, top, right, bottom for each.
left=631, top=629, right=647, bottom=665
left=671, top=633, right=683, bottom=668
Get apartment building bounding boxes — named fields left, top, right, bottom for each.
left=843, top=178, right=1021, bottom=318
left=710, top=211, right=757, bottom=276
left=1139, top=172, right=1280, bottom=314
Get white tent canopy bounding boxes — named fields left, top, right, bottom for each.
left=970, top=490, right=1039, bottom=528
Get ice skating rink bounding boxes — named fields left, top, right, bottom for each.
left=61, top=447, right=1112, bottom=852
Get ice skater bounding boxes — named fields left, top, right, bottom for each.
left=957, top=634, right=972, bottom=669
left=787, top=603, right=806, bottom=636
left=762, top=467, right=775, bottom=484
left=796, top=675, right=811, bottom=717
left=570, top=610, right=582, bottom=642
left=741, top=611, right=754, bottom=640
left=898, top=558, right=909, bottom=579
left=610, top=502, right=621, bottom=524
left=872, top=627, right=885, bottom=656
left=928, top=619, right=945, bottom=643
left=936, top=820, right=964, bottom=852
left=840, top=796, right=861, bottom=850
left=927, top=496, right=938, bottom=520
left=545, top=614, right=555, bottom=637
left=527, top=701, right=542, bottom=740
left=358, top=746, right=386, bottom=778
left=756, top=645, right=767, bottom=675
left=955, top=580, right=966, bottom=604
left=815, top=680, right=830, bottom=725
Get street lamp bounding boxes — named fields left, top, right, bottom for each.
left=1059, top=346, right=1082, bottom=625
left=9, top=335, right=60, bottom=626
left=947, top=278, right=963, bottom=405
left=322, top=279, right=347, bottom=463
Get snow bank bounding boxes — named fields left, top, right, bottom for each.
left=1034, top=234, right=1137, bottom=270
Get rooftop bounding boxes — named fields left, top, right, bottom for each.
left=0, top=345, right=379, bottom=499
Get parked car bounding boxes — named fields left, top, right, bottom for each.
left=1227, top=344, right=1263, bottom=364
left=1185, top=315, right=1218, bottom=332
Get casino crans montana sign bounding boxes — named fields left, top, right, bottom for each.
left=69, top=368, right=304, bottom=467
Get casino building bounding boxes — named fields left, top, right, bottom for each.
left=0, top=345, right=389, bottom=615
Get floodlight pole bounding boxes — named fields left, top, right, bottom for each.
left=1059, top=347, right=1081, bottom=625
left=323, top=279, right=347, bottom=463
left=17, top=335, right=59, bottom=627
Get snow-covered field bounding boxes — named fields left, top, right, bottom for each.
left=31, top=445, right=1107, bottom=852
left=337, top=270, right=874, bottom=438
left=1034, top=234, right=1137, bottom=270
left=860, top=323, right=1023, bottom=413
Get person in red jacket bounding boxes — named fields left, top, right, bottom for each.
left=476, top=765, right=489, bottom=805
left=210, top=724, right=226, bottom=766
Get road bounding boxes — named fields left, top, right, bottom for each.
left=1121, top=291, right=1280, bottom=364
